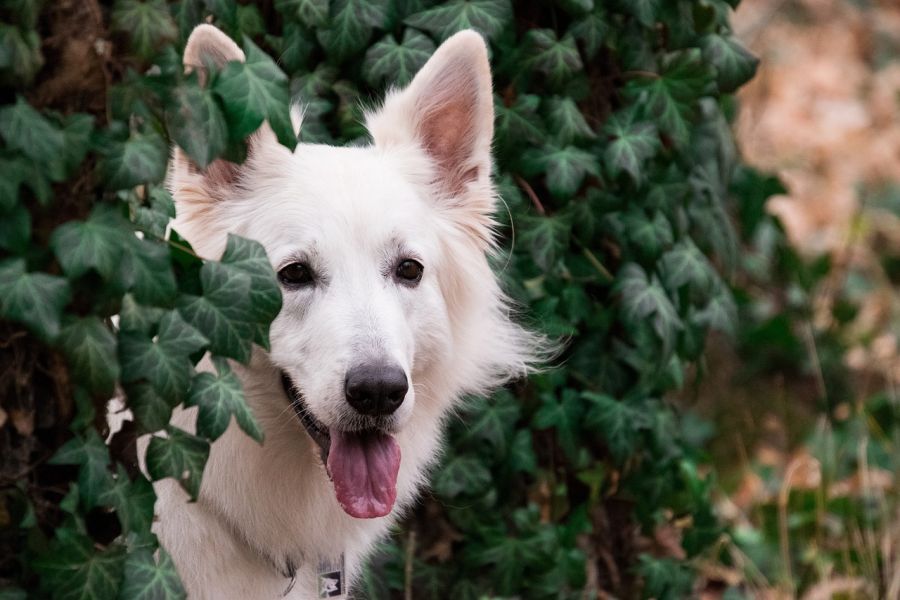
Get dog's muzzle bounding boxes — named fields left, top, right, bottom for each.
left=279, top=372, right=403, bottom=519
left=281, top=373, right=330, bottom=462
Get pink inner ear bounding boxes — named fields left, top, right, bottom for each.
left=418, top=71, right=481, bottom=196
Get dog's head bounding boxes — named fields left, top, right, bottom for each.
left=170, top=25, right=541, bottom=519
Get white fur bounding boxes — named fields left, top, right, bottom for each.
left=150, top=24, right=543, bottom=598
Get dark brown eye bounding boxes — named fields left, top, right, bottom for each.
left=278, top=262, right=314, bottom=287
left=396, top=259, right=423, bottom=284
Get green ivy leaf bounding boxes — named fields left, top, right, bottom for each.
left=434, top=454, right=492, bottom=499
left=187, top=356, right=263, bottom=442
left=317, top=0, right=388, bottom=61
left=119, top=236, right=179, bottom=307
left=462, top=391, right=519, bottom=452
left=659, top=239, right=716, bottom=295
left=167, top=77, right=229, bottom=168
left=111, top=0, right=178, bottom=60
left=569, top=10, right=608, bottom=59
left=33, top=529, right=125, bottom=600
left=533, top=389, right=582, bottom=460
left=145, top=426, right=210, bottom=500
left=292, top=63, right=339, bottom=99
left=0, top=24, right=43, bottom=85
left=236, top=4, right=265, bottom=37
left=213, top=37, right=296, bottom=148
left=526, top=29, right=583, bottom=88
left=509, top=429, right=537, bottom=474
left=58, top=318, right=119, bottom=397
left=0, top=258, right=71, bottom=340
left=614, top=263, right=682, bottom=354
left=48, top=429, right=112, bottom=509
left=621, top=209, right=672, bottom=261
left=59, top=113, right=95, bottom=174
left=602, top=110, right=660, bottom=184
left=618, top=0, right=660, bottom=27
left=99, top=464, right=156, bottom=536
left=623, top=49, right=713, bottom=147
left=405, top=0, right=511, bottom=41
left=275, top=0, right=330, bottom=28
left=120, top=294, right=165, bottom=335
left=177, top=261, right=257, bottom=362
left=132, top=187, right=176, bottom=239
left=637, top=555, right=695, bottom=599
left=519, top=214, right=571, bottom=272
left=584, top=393, right=648, bottom=462
left=471, top=526, right=544, bottom=595
left=0, top=204, right=30, bottom=253
left=0, top=156, right=25, bottom=212
left=218, top=234, right=282, bottom=349
left=98, top=131, right=168, bottom=191
left=693, top=288, right=737, bottom=336
left=119, top=548, right=186, bottom=600
left=363, top=29, right=435, bottom=87
left=0, top=586, right=26, bottom=600
left=204, top=0, right=239, bottom=34
left=545, top=97, right=595, bottom=145
left=50, top=205, right=131, bottom=280
left=522, top=144, right=599, bottom=199
left=269, top=21, right=316, bottom=74
left=119, top=310, right=209, bottom=402
left=701, top=34, right=758, bottom=93
left=495, top=94, right=544, bottom=149
left=1, top=0, right=44, bottom=30
left=0, top=96, right=65, bottom=165
left=126, top=382, right=175, bottom=433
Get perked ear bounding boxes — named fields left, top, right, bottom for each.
left=367, top=30, right=495, bottom=210
left=170, top=25, right=287, bottom=239
left=182, top=24, right=245, bottom=85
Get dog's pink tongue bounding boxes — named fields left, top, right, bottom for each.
left=326, top=429, right=400, bottom=519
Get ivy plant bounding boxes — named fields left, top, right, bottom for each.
left=0, top=0, right=757, bottom=598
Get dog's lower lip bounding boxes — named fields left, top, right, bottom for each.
left=281, top=373, right=331, bottom=462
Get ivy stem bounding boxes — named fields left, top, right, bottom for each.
left=621, top=70, right=661, bottom=80
left=574, top=238, right=614, bottom=282
left=165, top=237, right=202, bottom=259
left=515, top=174, right=546, bottom=216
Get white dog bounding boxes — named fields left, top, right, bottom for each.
left=154, top=24, right=542, bottom=598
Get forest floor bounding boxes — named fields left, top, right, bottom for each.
left=691, top=1, right=900, bottom=597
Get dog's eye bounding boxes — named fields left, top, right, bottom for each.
left=396, top=259, right=424, bottom=285
left=278, top=262, right=314, bottom=287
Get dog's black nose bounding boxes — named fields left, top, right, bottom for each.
left=345, top=363, right=408, bottom=416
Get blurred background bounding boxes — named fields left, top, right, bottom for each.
left=691, top=0, right=900, bottom=597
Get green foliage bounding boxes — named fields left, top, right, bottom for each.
left=363, top=29, right=435, bottom=87
left=0, top=0, right=759, bottom=598
left=187, top=357, right=262, bottom=442
left=715, top=178, right=900, bottom=596
left=213, top=38, right=295, bottom=147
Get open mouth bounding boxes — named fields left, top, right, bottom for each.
left=281, top=373, right=331, bottom=461
left=280, top=373, right=402, bottom=519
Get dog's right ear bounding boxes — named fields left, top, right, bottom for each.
left=170, top=25, right=289, bottom=227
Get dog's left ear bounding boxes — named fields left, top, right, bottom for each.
left=367, top=30, right=494, bottom=205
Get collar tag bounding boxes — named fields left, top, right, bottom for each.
left=316, top=553, right=346, bottom=598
